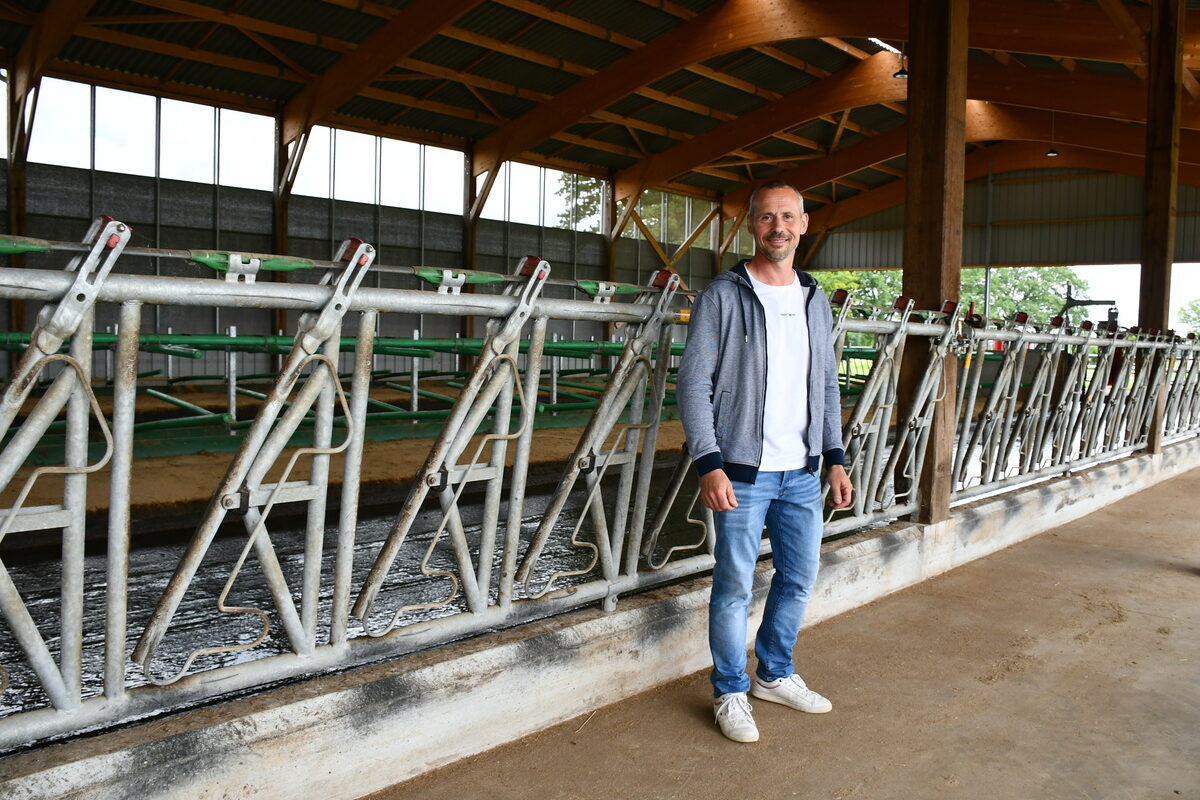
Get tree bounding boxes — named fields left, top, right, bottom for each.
left=552, top=176, right=707, bottom=245
left=813, top=266, right=1091, bottom=325
left=1179, top=298, right=1200, bottom=334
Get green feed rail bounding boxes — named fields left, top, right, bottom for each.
left=189, top=251, right=316, bottom=272
left=0, top=236, right=52, bottom=255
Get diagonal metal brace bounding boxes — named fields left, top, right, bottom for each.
left=350, top=255, right=550, bottom=628
left=131, top=238, right=376, bottom=676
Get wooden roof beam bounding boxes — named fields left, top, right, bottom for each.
left=480, top=0, right=1193, bottom=178
left=725, top=100, right=1200, bottom=217
left=10, top=0, right=93, bottom=103
left=129, top=0, right=354, bottom=53
left=280, top=0, right=482, bottom=145
left=74, top=23, right=306, bottom=81
left=1096, top=0, right=1200, bottom=97
left=614, top=51, right=903, bottom=202
left=806, top=140, right=1200, bottom=236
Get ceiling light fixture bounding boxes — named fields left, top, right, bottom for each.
left=893, top=45, right=908, bottom=80
left=1045, top=111, right=1059, bottom=157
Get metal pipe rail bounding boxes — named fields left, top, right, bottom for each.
left=950, top=320, right=1200, bottom=503
left=3, top=219, right=1200, bottom=751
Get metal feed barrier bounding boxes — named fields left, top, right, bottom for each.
left=1, top=216, right=1198, bottom=750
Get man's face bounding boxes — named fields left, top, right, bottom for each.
left=748, top=188, right=809, bottom=263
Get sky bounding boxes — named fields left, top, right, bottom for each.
left=4, top=73, right=1198, bottom=329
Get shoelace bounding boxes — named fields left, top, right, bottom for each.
left=717, top=694, right=754, bottom=721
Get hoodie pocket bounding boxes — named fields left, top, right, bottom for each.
left=713, top=389, right=731, bottom=442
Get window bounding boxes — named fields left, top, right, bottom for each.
left=380, top=137, right=420, bottom=209
left=160, top=98, right=215, bottom=184
left=423, top=145, right=464, bottom=214
left=479, top=163, right=507, bottom=221
left=508, top=162, right=541, bottom=226
left=95, top=87, right=156, bottom=177
left=217, top=108, right=273, bottom=191
left=291, top=125, right=330, bottom=198
left=333, top=129, right=377, bottom=204
left=27, top=77, right=91, bottom=169
left=542, top=168, right=568, bottom=229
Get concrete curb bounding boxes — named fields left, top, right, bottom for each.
left=4, top=438, right=1199, bottom=799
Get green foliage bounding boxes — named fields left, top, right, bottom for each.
left=1179, top=298, right=1200, bottom=333
left=813, top=266, right=1093, bottom=324
left=553, top=173, right=604, bottom=233
left=552, top=176, right=714, bottom=245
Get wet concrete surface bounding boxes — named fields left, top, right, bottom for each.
left=374, top=466, right=1200, bottom=800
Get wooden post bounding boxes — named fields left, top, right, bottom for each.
left=900, top=0, right=968, bottom=524
left=1139, top=0, right=1184, bottom=455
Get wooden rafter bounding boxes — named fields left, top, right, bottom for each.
left=613, top=52, right=903, bottom=202
left=1097, top=0, right=1200, bottom=97
left=280, top=0, right=482, bottom=145
left=11, top=0, right=94, bottom=102
left=115, top=0, right=355, bottom=54
left=74, top=23, right=305, bottom=81
left=807, top=140, right=1200, bottom=237
left=472, top=0, right=1200, bottom=178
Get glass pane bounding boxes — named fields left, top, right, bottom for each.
left=160, top=98, right=215, bottom=183
left=94, top=87, right=155, bottom=177
left=542, top=168, right=569, bottom=229
left=380, top=137, right=420, bottom=208
left=575, top=176, right=603, bottom=233
left=291, top=125, right=330, bottom=198
left=423, top=145, right=464, bottom=214
left=333, top=129, right=376, bottom=204
left=508, top=162, right=540, bottom=225
left=28, top=77, right=91, bottom=169
left=218, top=108, right=273, bottom=191
left=479, top=164, right=506, bottom=221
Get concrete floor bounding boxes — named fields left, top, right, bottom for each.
left=373, top=467, right=1200, bottom=800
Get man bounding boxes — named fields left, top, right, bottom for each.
left=677, top=179, right=853, bottom=743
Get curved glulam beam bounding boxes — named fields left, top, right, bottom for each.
left=473, top=0, right=1200, bottom=178
left=654, top=60, right=1200, bottom=215
left=613, top=51, right=904, bottom=203
left=721, top=99, right=1200, bottom=216
left=805, top=140, right=1200, bottom=237
left=280, top=0, right=482, bottom=145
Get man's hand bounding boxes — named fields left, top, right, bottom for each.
left=700, top=469, right=738, bottom=512
left=827, top=464, right=853, bottom=509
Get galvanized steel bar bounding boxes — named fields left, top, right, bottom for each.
left=104, top=302, right=141, bottom=699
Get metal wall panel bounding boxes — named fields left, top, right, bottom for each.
left=811, top=171, right=1200, bottom=269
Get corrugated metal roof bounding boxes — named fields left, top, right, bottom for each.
left=1, top=0, right=1192, bottom=233
left=512, top=26, right=629, bottom=72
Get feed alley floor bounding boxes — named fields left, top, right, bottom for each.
left=377, top=467, right=1200, bottom=800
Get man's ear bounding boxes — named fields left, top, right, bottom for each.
left=798, top=213, right=810, bottom=235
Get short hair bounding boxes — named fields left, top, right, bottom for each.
left=748, top=180, right=805, bottom=218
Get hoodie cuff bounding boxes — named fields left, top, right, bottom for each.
left=822, top=448, right=846, bottom=468
left=693, top=451, right=725, bottom=477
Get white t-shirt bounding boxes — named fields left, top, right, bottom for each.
left=746, top=270, right=809, bottom=471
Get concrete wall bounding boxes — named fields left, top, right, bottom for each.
left=3, top=437, right=1199, bottom=799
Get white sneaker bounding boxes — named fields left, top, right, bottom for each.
left=750, top=674, right=833, bottom=713
left=713, top=692, right=759, bottom=742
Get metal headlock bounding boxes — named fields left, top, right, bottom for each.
left=131, top=238, right=376, bottom=681
left=352, top=256, right=551, bottom=632
left=0, top=217, right=129, bottom=713
left=3, top=217, right=1200, bottom=751
left=515, top=268, right=680, bottom=603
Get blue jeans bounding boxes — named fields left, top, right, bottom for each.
left=709, top=469, right=823, bottom=697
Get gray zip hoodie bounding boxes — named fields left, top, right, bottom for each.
left=677, top=260, right=845, bottom=484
